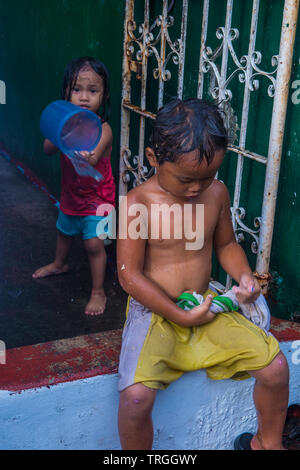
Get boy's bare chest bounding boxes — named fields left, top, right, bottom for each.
left=145, top=196, right=219, bottom=247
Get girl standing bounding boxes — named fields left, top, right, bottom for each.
left=33, top=56, right=115, bottom=316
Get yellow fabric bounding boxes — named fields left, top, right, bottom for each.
left=126, top=290, right=280, bottom=390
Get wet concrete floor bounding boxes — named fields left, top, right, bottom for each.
left=0, top=156, right=127, bottom=349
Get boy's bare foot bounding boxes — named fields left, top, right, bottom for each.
left=32, top=262, right=69, bottom=279
left=85, top=289, right=107, bottom=316
left=251, top=434, right=286, bottom=450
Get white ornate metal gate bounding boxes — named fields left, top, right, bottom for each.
left=119, top=0, right=299, bottom=291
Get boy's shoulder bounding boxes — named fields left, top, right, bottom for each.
left=209, top=180, right=231, bottom=218
left=201, top=178, right=230, bottom=204
left=125, top=176, right=157, bottom=204
left=210, top=178, right=229, bottom=197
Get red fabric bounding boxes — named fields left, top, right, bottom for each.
left=59, top=150, right=116, bottom=216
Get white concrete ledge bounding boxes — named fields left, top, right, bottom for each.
left=0, top=342, right=299, bottom=450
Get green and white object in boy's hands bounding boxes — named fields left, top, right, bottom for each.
left=176, top=289, right=271, bottom=331
left=209, top=289, right=239, bottom=313
left=212, top=288, right=271, bottom=331
left=176, top=292, right=204, bottom=311
left=238, top=294, right=271, bottom=331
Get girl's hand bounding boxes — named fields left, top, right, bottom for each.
left=74, top=150, right=96, bottom=166
left=182, top=295, right=215, bottom=327
left=232, top=273, right=261, bottom=304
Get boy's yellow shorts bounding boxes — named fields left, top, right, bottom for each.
left=117, top=290, right=280, bottom=391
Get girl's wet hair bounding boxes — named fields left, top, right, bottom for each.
left=61, top=56, right=110, bottom=122
left=150, top=98, right=228, bottom=165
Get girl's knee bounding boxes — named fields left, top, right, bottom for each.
left=84, top=237, right=105, bottom=255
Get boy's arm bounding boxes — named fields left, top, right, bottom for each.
left=213, top=184, right=260, bottom=303
left=117, top=192, right=214, bottom=327
left=79, top=122, right=112, bottom=166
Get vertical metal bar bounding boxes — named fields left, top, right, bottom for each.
left=232, top=0, right=260, bottom=221
left=226, top=0, right=260, bottom=290
left=256, top=0, right=299, bottom=274
left=138, top=0, right=149, bottom=173
left=177, top=0, right=189, bottom=98
left=158, top=0, right=168, bottom=108
left=219, top=0, right=233, bottom=101
left=197, top=0, right=209, bottom=99
left=119, top=0, right=134, bottom=197
left=212, top=0, right=233, bottom=290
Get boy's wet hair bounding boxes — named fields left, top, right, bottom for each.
left=61, top=56, right=110, bottom=122
left=150, top=98, right=228, bottom=165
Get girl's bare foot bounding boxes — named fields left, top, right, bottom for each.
left=32, top=262, right=69, bottom=279
left=85, top=289, right=107, bottom=315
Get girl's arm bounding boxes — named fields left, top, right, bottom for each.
left=79, top=122, right=113, bottom=166
left=117, top=192, right=214, bottom=327
left=213, top=184, right=260, bottom=302
left=43, top=139, right=59, bottom=155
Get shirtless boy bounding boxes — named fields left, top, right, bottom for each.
left=117, top=98, right=289, bottom=450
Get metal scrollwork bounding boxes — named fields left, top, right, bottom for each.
left=202, top=25, right=278, bottom=103
left=121, top=147, right=154, bottom=188
left=231, top=208, right=261, bottom=254
left=126, top=13, right=183, bottom=84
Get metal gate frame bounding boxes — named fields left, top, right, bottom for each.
left=119, top=0, right=299, bottom=291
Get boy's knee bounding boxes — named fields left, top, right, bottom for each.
left=270, top=352, right=289, bottom=384
left=119, top=384, right=156, bottom=419
left=253, top=352, right=289, bottom=388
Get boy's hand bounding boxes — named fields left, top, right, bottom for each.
left=182, top=295, right=216, bottom=327
left=232, top=273, right=261, bottom=304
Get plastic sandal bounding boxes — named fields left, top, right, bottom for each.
left=233, top=432, right=254, bottom=450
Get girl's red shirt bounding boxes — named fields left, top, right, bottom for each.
left=59, top=149, right=116, bottom=216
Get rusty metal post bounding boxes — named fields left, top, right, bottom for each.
left=256, top=0, right=299, bottom=280
left=119, top=0, right=134, bottom=197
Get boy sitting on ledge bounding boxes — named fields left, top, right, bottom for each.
left=117, top=98, right=289, bottom=450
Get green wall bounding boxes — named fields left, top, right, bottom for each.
left=270, top=23, right=300, bottom=320
left=0, top=0, right=124, bottom=196
left=0, top=0, right=299, bottom=319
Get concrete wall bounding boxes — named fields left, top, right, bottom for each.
left=0, top=341, right=299, bottom=450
